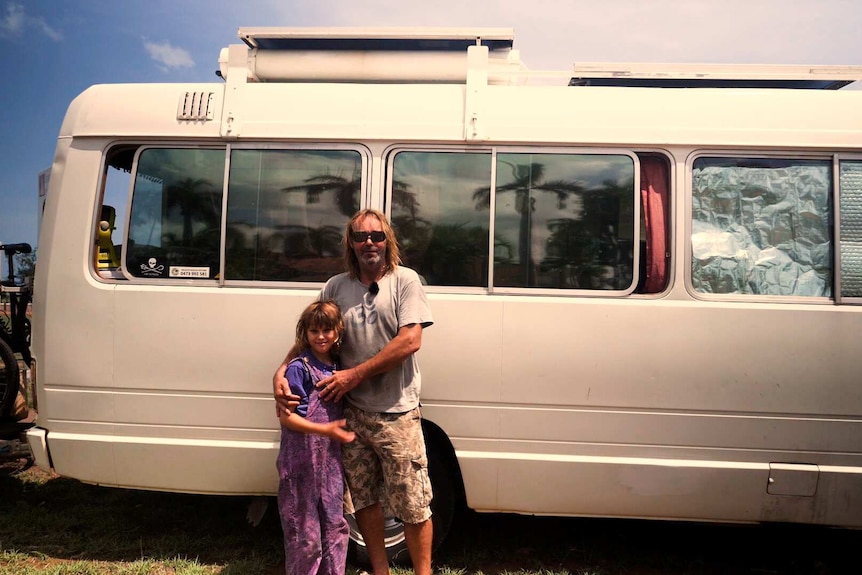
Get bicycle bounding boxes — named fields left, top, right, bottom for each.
left=0, top=243, right=33, bottom=420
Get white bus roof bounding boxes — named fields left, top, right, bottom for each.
left=56, top=26, right=862, bottom=148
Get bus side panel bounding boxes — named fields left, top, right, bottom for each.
left=455, top=457, right=862, bottom=526
left=34, top=141, right=119, bottom=435
left=421, top=296, right=862, bottom=527
left=42, top=284, right=318, bottom=494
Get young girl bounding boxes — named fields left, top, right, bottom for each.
left=277, top=300, right=355, bottom=575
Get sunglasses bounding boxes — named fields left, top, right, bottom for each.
left=350, top=231, right=386, bottom=243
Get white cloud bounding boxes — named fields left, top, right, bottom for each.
left=35, top=18, right=62, bottom=42
left=0, top=2, right=61, bottom=41
left=0, top=2, right=23, bottom=36
left=144, top=40, right=195, bottom=72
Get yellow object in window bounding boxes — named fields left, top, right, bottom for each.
left=97, top=205, right=120, bottom=269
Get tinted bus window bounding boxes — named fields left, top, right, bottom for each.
left=126, top=148, right=224, bottom=280
left=225, top=149, right=362, bottom=282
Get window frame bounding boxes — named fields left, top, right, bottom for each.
left=121, top=144, right=227, bottom=286
left=385, top=145, right=641, bottom=296
left=221, top=142, right=372, bottom=288
left=110, top=142, right=371, bottom=287
left=685, top=150, right=836, bottom=304
left=91, top=143, right=136, bottom=283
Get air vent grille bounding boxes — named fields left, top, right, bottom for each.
left=177, top=92, right=215, bottom=121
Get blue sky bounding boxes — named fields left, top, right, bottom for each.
left=1, top=0, right=860, bottom=255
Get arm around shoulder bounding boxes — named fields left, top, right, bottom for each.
left=273, top=345, right=301, bottom=415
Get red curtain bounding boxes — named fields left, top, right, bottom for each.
left=640, top=156, right=669, bottom=293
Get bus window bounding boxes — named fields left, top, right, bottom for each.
left=493, top=152, right=637, bottom=291
left=225, top=148, right=362, bottom=282
left=637, top=154, right=670, bottom=294
left=389, top=150, right=492, bottom=287
left=95, top=146, right=135, bottom=279
left=838, top=159, right=862, bottom=302
left=125, top=148, right=225, bottom=280
left=691, top=157, right=832, bottom=297
left=390, top=149, right=641, bottom=293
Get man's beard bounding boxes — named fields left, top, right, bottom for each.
left=360, top=250, right=383, bottom=268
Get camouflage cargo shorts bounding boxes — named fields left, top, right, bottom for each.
left=342, top=404, right=433, bottom=525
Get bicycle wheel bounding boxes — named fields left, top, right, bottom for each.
left=0, top=336, right=20, bottom=419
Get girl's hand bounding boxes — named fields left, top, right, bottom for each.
left=325, top=419, right=356, bottom=444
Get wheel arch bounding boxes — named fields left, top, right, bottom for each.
left=421, top=417, right=467, bottom=510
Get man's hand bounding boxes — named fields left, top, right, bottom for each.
left=316, top=368, right=361, bottom=402
left=273, top=366, right=300, bottom=417
left=323, top=419, right=356, bottom=443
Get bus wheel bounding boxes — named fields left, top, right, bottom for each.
left=0, top=337, right=20, bottom=419
left=347, top=442, right=457, bottom=567
left=347, top=514, right=410, bottom=566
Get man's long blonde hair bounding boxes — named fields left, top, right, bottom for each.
left=343, top=209, right=402, bottom=279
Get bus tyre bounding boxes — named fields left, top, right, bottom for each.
left=0, top=337, right=19, bottom=419
left=347, top=443, right=456, bottom=567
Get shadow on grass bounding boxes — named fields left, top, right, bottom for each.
left=436, top=506, right=861, bottom=575
left=1, top=465, right=284, bottom=574
left=3, top=459, right=861, bottom=575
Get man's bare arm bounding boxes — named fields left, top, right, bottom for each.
left=316, top=323, right=423, bottom=402
left=273, top=344, right=301, bottom=416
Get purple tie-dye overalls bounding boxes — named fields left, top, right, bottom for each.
left=276, top=356, right=349, bottom=575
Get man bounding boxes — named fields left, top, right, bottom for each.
left=274, top=209, right=434, bottom=575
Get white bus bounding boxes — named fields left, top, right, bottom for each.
left=27, top=27, right=862, bottom=558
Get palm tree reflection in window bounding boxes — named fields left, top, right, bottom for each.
left=476, top=157, right=633, bottom=290
left=276, top=171, right=361, bottom=281
left=164, top=177, right=221, bottom=246
left=475, top=160, right=584, bottom=287
left=127, top=171, right=223, bottom=277
left=160, top=177, right=222, bottom=273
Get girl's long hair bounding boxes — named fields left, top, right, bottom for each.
left=343, top=209, right=401, bottom=279
left=294, top=300, right=344, bottom=358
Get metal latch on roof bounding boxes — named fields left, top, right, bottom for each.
left=177, top=91, right=215, bottom=121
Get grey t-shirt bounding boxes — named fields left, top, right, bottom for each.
left=320, top=266, right=433, bottom=413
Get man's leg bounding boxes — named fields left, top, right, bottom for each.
left=404, top=518, right=433, bottom=575
left=355, top=502, right=390, bottom=575
left=342, top=406, right=388, bottom=574
left=377, top=408, right=433, bottom=575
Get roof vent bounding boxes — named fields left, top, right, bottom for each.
left=177, top=91, right=215, bottom=121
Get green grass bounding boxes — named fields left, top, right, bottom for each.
left=0, top=466, right=282, bottom=574
left=2, top=460, right=861, bottom=575
left=0, top=550, right=222, bottom=574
